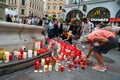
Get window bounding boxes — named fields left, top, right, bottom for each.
left=21, top=0, right=25, bottom=5
left=53, top=6, right=56, bottom=10
left=11, top=0, right=13, bottom=5
left=87, top=7, right=110, bottom=18
left=14, top=0, right=16, bottom=4
left=48, top=6, right=50, bottom=10
left=21, top=9, right=25, bottom=14
left=53, top=3, right=57, bottom=10
left=59, top=3, right=63, bottom=10
left=30, top=3, right=31, bottom=7
left=59, top=6, right=62, bottom=10
left=29, top=11, right=31, bottom=15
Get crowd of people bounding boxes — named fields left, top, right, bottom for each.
left=5, top=14, right=120, bottom=72
left=6, top=14, right=44, bottom=26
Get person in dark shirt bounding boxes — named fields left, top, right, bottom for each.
left=6, top=14, right=12, bottom=22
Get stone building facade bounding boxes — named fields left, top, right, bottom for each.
left=45, top=0, right=66, bottom=19
left=6, top=0, right=44, bottom=17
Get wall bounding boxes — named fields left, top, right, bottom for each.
left=0, top=21, right=45, bottom=52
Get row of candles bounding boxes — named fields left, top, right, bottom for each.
left=34, top=55, right=91, bottom=73
left=1, top=40, right=51, bottom=63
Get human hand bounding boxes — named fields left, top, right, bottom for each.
left=85, top=54, right=90, bottom=59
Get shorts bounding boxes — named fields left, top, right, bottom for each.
left=93, top=37, right=118, bottom=54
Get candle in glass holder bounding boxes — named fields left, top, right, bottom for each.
left=14, top=49, right=18, bottom=56
left=41, top=59, right=45, bottom=67
left=18, top=53, right=22, bottom=60
left=48, top=64, right=52, bottom=72
left=40, top=40, right=42, bottom=49
left=74, top=64, right=78, bottom=70
left=46, top=57, right=50, bottom=65
left=34, top=51, right=37, bottom=56
left=34, top=60, right=39, bottom=72
left=28, top=50, right=33, bottom=58
left=43, top=65, right=48, bottom=73
left=55, top=60, right=60, bottom=71
left=60, top=65, right=65, bottom=72
left=23, top=52, right=27, bottom=59
left=20, top=49, right=24, bottom=55
left=68, top=62, right=72, bottom=71
left=5, top=52, right=10, bottom=62
left=9, top=53, right=12, bottom=61
left=16, top=52, right=20, bottom=58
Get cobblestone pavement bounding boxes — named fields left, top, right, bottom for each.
left=0, top=39, right=120, bottom=80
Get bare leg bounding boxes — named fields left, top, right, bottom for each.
left=92, top=51, right=106, bottom=72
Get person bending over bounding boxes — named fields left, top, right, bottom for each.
left=61, top=30, right=74, bottom=44
left=79, top=29, right=118, bottom=72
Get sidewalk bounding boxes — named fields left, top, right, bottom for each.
left=0, top=39, right=120, bottom=80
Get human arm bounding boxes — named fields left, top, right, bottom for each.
left=85, top=43, right=93, bottom=59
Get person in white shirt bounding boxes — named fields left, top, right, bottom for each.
left=82, top=18, right=92, bottom=35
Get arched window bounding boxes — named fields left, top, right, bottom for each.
left=87, top=7, right=110, bottom=18
left=21, top=0, right=25, bottom=5
left=59, top=3, right=63, bottom=10
left=53, top=3, right=57, bottom=10
left=66, top=10, right=83, bottom=23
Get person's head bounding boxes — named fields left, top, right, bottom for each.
left=79, top=35, right=89, bottom=44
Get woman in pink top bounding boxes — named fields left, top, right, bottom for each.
left=79, top=29, right=118, bottom=72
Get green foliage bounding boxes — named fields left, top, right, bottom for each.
left=59, top=18, right=64, bottom=22
left=48, top=16, right=52, bottom=21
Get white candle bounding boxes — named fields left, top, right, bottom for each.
left=43, top=65, right=48, bottom=72
left=5, top=52, right=10, bottom=62
left=55, top=61, right=60, bottom=71
left=35, top=41, right=42, bottom=50
left=35, top=41, right=39, bottom=50
left=14, top=50, right=18, bottom=56
left=28, top=50, right=33, bottom=58
left=41, top=59, right=45, bottom=67
left=23, top=52, right=27, bottom=59
left=34, top=51, right=37, bottom=56
left=16, top=52, right=20, bottom=58
left=48, top=64, right=52, bottom=72
left=51, top=51, right=54, bottom=56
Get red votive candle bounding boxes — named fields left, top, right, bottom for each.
left=18, top=53, right=22, bottom=60
left=60, top=65, right=65, bottom=72
left=68, top=62, right=72, bottom=69
left=9, top=53, right=12, bottom=61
